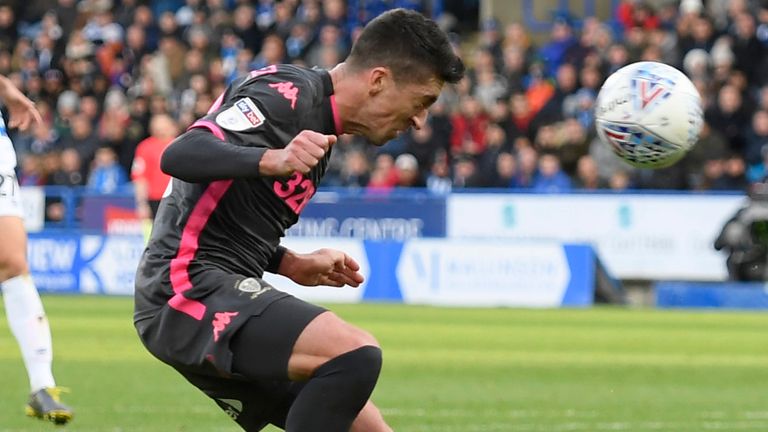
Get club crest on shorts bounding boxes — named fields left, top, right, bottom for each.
left=215, top=98, right=266, bottom=131
left=236, top=277, right=271, bottom=299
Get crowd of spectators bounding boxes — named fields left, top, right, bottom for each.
left=3, top=0, right=768, bottom=202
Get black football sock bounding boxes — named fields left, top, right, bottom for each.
left=285, top=345, right=382, bottom=432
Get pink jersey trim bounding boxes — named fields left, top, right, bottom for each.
left=207, top=91, right=225, bottom=114
left=208, top=93, right=224, bottom=114
left=330, top=95, right=343, bottom=134
left=168, top=179, right=233, bottom=320
left=188, top=120, right=226, bottom=140
left=250, top=65, right=278, bottom=78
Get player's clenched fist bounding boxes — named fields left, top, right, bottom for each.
left=260, top=130, right=337, bottom=176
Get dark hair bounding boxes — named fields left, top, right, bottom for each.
left=346, top=8, right=464, bottom=84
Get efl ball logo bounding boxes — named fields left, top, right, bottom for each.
left=631, top=68, right=675, bottom=113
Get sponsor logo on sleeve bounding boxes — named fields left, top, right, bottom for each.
left=215, top=98, right=266, bottom=131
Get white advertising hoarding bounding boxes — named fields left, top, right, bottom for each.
left=447, top=193, right=746, bottom=281
left=261, top=238, right=368, bottom=303
left=396, top=240, right=573, bottom=307
left=20, top=186, right=44, bottom=232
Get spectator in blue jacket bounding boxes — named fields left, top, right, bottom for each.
left=86, top=146, right=129, bottom=194
left=532, top=152, right=572, bottom=193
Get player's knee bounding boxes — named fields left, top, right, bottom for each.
left=0, top=253, right=28, bottom=282
left=320, top=345, right=382, bottom=386
left=347, top=327, right=380, bottom=351
left=325, top=316, right=380, bottom=356
left=354, top=345, right=383, bottom=380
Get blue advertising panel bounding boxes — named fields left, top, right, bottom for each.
left=29, top=232, right=599, bottom=308
left=656, top=282, right=768, bottom=309
left=268, top=238, right=597, bottom=307
left=28, top=232, right=145, bottom=295
left=286, top=190, right=447, bottom=239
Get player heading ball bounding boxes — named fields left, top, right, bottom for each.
left=134, top=8, right=464, bottom=432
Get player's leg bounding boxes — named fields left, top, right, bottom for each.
left=269, top=395, right=391, bottom=432
left=181, top=369, right=284, bottom=431
left=283, top=311, right=385, bottom=432
left=0, top=215, right=72, bottom=424
left=229, top=296, right=390, bottom=431
left=351, top=401, right=393, bottom=432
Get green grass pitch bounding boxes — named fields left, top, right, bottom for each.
left=1, top=296, right=767, bottom=431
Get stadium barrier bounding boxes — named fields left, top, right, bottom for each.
left=655, top=281, right=768, bottom=309
left=23, top=186, right=744, bottom=284
left=447, top=192, right=745, bottom=281
left=27, top=232, right=609, bottom=307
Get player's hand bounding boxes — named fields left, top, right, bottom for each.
left=279, top=248, right=364, bottom=288
left=260, top=130, right=337, bottom=176
left=0, top=76, right=43, bottom=132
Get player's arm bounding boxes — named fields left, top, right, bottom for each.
left=265, top=245, right=364, bottom=288
left=0, top=74, right=42, bottom=131
left=160, top=127, right=337, bottom=182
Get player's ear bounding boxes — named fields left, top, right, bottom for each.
left=368, top=67, right=390, bottom=96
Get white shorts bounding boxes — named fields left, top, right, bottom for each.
left=0, top=170, right=24, bottom=218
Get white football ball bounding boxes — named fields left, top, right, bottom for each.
left=595, top=61, right=703, bottom=168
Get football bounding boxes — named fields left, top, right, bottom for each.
left=595, top=61, right=703, bottom=168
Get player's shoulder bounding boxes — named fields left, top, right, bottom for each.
left=235, top=64, right=326, bottom=119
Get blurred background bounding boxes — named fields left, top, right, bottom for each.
left=5, top=0, right=768, bottom=307
left=2, top=1, right=768, bottom=431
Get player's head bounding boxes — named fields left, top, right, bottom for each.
left=344, top=8, right=464, bottom=145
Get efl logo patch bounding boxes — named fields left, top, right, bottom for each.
left=215, top=98, right=266, bottom=131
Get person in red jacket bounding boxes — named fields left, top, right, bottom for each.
left=131, top=114, right=178, bottom=219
